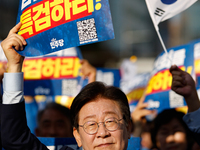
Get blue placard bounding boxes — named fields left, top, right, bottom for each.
left=24, top=67, right=121, bottom=96
left=193, top=39, right=200, bottom=88
left=96, top=68, right=121, bottom=88
left=144, top=42, right=195, bottom=113
left=17, top=0, right=114, bottom=56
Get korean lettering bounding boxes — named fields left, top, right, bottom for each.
left=23, top=57, right=81, bottom=80
left=19, top=0, right=97, bottom=39
left=18, top=9, right=34, bottom=36
left=33, top=1, right=51, bottom=32
left=50, top=38, right=64, bottom=49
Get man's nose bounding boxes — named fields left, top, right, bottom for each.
left=96, top=123, right=110, bottom=138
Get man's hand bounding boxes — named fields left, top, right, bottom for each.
left=1, top=22, right=26, bottom=73
left=170, top=65, right=200, bottom=112
left=131, top=95, right=156, bottom=137
left=170, top=65, right=196, bottom=97
left=80, top=59, right=96, bottom=83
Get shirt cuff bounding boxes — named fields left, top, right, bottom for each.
left=3, top=72, right=24, bottom=92
left=3, top=72, right=24, bottom=104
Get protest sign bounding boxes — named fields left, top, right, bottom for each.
left=194, top=39, right=200, bottom=86
left=144, top=43, right=195, bottom=113
left=96, top=68, right=121, bottom=88
left=17, top=0, right=114, bottom=56
left=193, top=39, right=200, bottom=106
left=119, top=58, right=150, bottom=112
left=120, top=73, right=150, bottom=112
left=23, top=60, right=121, bottom=96
left=23, top=55, right=85, bottom=96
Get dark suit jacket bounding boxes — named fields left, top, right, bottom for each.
left=1, top=101, right=73, bottom=150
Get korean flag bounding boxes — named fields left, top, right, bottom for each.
left=145, top=0, right=197, bottom=29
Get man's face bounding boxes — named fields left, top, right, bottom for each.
left=73, top=98, right=131, bottom=150
left=156, top=118, right=188, bottom=150
left=36, top=108, right=73, bottom=137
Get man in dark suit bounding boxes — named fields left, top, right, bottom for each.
left=0, top=23, right=132, bottom=150
left=0, top=22, right=74, bottom=150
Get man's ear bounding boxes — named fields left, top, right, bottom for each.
left=73, top=127, right=82, bottom=147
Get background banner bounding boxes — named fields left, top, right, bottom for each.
left=144, top=43, right=195, bottom=113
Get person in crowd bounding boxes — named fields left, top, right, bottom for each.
left=140, top=121, right=154, bottom=150
left=35, top=102, right=73, bottom=138
left=131, top=95, right=156, bottom=150
left=170, top=65, right=200, bottom=146
left=151, top=108, right=195, bottom=150
left=0, top=22, right=132, bottom=150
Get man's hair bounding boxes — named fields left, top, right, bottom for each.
left=151, top=109, right=194, bottom=149
left=37, top=102, right=71, bottom=123
left=70, top=81, right=131, bottom=129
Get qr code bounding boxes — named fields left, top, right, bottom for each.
left=62, top=79, right=78, bottom=96
left=169, top=90, right=184, bottom=108
left=77, top=18, right=98, bottom=42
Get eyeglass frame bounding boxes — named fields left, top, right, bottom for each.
left=78, top=117, right=124, bottom=135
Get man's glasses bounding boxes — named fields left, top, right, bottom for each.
left=78, top=117, right=123, bottom=135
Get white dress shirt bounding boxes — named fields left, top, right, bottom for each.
left=3, top=72, right=24, bottom=104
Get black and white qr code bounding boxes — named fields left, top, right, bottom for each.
left=77, top=18, right=98, bottom=42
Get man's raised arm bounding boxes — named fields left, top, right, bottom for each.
left=170, top=65, right=200, bottom=145
left=1, top=22, right=48, bottom=150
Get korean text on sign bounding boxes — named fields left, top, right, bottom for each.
left=146, top=66, right=193, bottom=95
left=19, top=0, right=99, bottom=39
left=23, top=56, right=81, bottom=80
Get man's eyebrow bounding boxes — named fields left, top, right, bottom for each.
left=83, top=115, right=96, bottom=121
left=83, top=111, right=117, bottom=120
left=82, top=111, right=119, bottom=122
left=103, top=111, right=118, bottom=115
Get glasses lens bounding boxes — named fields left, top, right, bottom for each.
left=83, top=121, right=98, bottom=134
left=105, top=118, right=119, bottom=131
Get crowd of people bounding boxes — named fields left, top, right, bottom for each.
left=1, top=23, right=200, bottom=150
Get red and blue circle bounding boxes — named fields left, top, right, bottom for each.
left=161, top=0, right=177, bottom=5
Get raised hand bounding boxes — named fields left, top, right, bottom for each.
left=80, top=59, right=96, bottom=83
left=170, top=65, right=200, bottom=112
left=131, top=95, right=156, bottom=136
left=1, top=22, right=26, bottom=73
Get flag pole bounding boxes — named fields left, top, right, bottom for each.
left=145, top=0, right=172, bottom=63
left=155, top=28, right=172, bottom=63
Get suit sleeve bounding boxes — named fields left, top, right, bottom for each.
left=183, top=108, right=200, bottom=145
left=1, top=101, right=49, bottom=150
